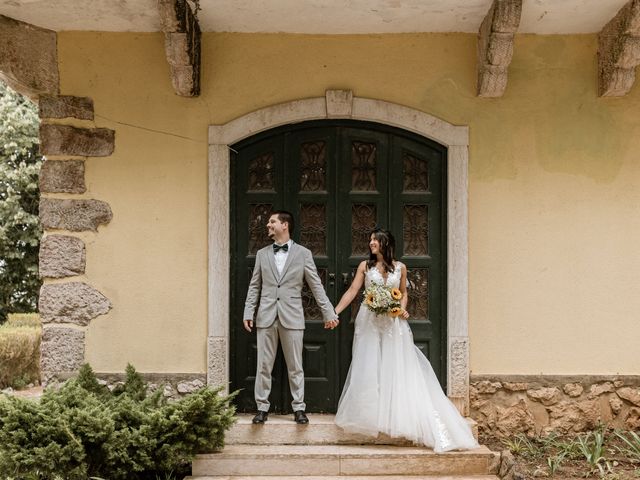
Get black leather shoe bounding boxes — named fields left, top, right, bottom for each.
left=294, top=410, right=309, bottom=424
left=252, top=411, right=268, bottom=424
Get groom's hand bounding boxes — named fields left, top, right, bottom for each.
left=324, top=319, right=340, bottom=330
left=243, top=319, right=253, bottom=332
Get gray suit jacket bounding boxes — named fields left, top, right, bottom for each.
left=243, top=242, right=336, bottom=329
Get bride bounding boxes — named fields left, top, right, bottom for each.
left=334, top=228, right=478, bottom=452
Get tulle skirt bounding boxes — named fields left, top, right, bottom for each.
left=335, top=306, right=478, bottom=452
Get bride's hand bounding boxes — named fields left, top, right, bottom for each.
left=401, top=309, right=409, bottom=320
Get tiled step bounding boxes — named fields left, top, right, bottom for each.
left=226, top=414, right=478, bottom=445
left=186, top=476, right=500, bottom=480
left=190, top=444, right=497, bottom=477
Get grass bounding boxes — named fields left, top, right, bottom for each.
left=615, top=430, right=640, bottom=465
left=0, top=313, right=41, bottom=389
left=489, top=425, right=640, bottom=478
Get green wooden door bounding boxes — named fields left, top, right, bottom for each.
left=230, top=121, right=447, bottom=413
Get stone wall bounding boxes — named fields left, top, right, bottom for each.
left=51, top=372, right=208, bottom=401
left=37, top=95, right=115, bottom=383
left=99, top=373, right=208, bottom=400
left=470, top=375, right=640, bottom=436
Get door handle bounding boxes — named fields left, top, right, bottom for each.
left=342, top=272, right=350, bottom=286
left=328, top=272, right=335, bottom=287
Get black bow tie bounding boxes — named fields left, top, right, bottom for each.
left=273, top=243, right=289, bottom=253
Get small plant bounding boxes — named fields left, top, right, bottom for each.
left=577, top=427, right=613, bottom=477
left=546, top=451, right=566, bottom=476
left=614, top=430, right=640, bottom=464
left=502, top=433, right=543, bottom=458
left=552, top=435, right=585, bottom=460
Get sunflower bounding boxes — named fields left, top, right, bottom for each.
left=389, top=307, right=403, bottom=317
left=365, top=293, right=375, bottom=305
left=391, top=288, right=402, bottom=300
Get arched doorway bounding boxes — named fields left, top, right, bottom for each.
left=207, top=91, right=470, bottom=415
left=230, top=120, right=447, bottom=413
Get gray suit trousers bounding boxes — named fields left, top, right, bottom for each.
left=255, top=319, right=305, bottom=412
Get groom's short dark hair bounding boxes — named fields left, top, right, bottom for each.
left=272, top=210, right=295, bottom=235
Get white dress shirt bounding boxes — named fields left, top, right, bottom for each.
left=273, top=239, right=292, bottom=276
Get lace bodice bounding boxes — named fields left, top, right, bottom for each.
left=365, top=262, right=403, bottom=289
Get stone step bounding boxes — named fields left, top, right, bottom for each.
left=227, top=414, right=478, bottom=445
left=186, top=476, right=500, bottom=480
left=190, top=444, right=497, bottom=477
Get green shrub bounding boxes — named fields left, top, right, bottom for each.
left=0, top=320, right=41, bottom=389
left=0, top=364, right=237, bottom=479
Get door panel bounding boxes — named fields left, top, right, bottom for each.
left=230, top=121, right=447, bottom=413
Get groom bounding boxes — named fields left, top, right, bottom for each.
left=243, top=210, right=339, bottom=424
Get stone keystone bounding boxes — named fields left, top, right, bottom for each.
left=39, top=159, right=86, bottom=194
left=39, top=282, right=112, bottom=325
left=40, top=198, right=112, bottom=232
left=39, top=234, right=86, bottom=278
left=39, top=95, right=94, bottom=120
left=40, top=124, right=115, bottom=157
left=326, top=90, right=353, bottom=118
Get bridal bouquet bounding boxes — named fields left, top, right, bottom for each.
left=363, top=282, right=404, bottom=317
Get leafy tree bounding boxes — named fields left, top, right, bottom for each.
left=0, top=81, right=43, bottom=323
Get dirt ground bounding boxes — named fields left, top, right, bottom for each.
left=2, top=385, right=43, bottom=399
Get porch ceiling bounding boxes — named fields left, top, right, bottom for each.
left=0, top=0, right=630, bottom=34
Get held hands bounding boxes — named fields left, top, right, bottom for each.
left=324, top=318, right=340, bottom=330
left=245, top=318, right=339, bottom=331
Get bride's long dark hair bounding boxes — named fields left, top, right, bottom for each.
left=367, top=228, right=396, bottom=273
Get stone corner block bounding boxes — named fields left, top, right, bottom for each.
left=39, top=234, right=86, bottom=278
left=39, top=281, right=112, bottom=325
left=40, top=198, right=112, bottom=232
left=40, top=325, right=85, bottom=383
left=39, top=159, right=86, bottom=194
left=326, top=89, right=353, bottom=118
left=39, top=95, right=94, bottom=120
left=39, top=123, right=115, bottom=157
left=208, top=336, right=228, bottom=392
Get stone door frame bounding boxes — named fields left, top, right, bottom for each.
left=207, top=90, right=471, bottom=413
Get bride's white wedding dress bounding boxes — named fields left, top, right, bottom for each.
left=335, top=262, right=478, bottom=452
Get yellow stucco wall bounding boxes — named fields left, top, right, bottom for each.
left=56, top=32, right=640, bottom=375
